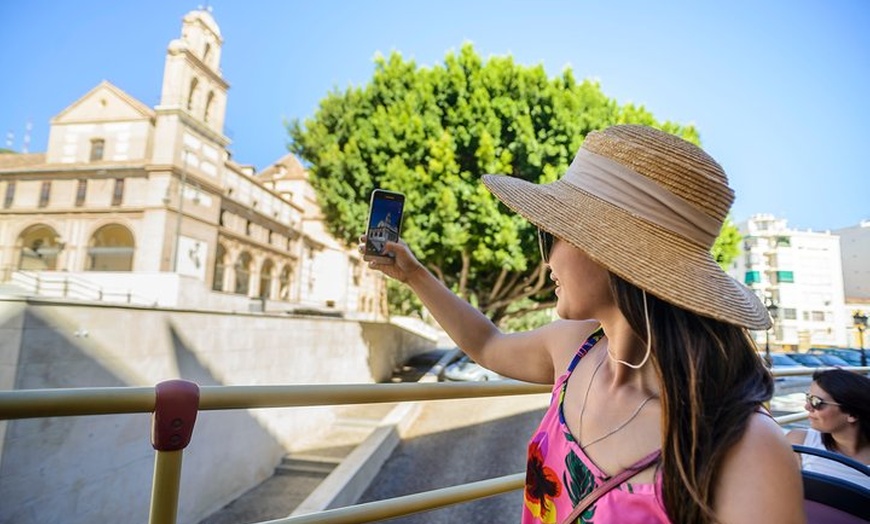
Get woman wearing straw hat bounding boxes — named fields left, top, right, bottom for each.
left=362, top=125, right=804, bottom=523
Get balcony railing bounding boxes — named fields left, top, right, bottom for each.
left=1, top=366, right=866, bottom=524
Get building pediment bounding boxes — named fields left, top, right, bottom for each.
left=52, top=81, right=155, bottom=125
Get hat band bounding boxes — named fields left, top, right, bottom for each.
left=562, top=149, right=721, bottom=246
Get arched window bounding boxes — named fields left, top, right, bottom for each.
left=187, top=78, right=199, bottom=111
left=279, top=265, right=293, bottom=301
left=212, top=243, right=226, bottom=291
left=204, top=91, right=215, bottom=123
left=203, top=43, right=211, bottom=64
left=87, top=224, right=135, bottom=271
left=17, top=224, right=62, bottom=271
left=234, top=251, right=252, bottom=295
left=259, top=259, right=274, bottom=299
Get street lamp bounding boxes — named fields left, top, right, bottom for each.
left=853, top=310, right=868, bottom=367
left=764, top=297, right=779, bottom=367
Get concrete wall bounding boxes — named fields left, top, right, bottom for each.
left=0, top=297, right=435, bottom=524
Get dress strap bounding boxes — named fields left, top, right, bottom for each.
left=566, top=326, right=605, bottom=373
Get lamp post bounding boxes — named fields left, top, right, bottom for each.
left=853, top=310, right=868, bottom=367
left=764, top=297, right=779, bottom=367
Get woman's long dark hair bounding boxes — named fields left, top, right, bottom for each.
left=610, top=274, right=774, bottom=523
left=813, top=368, right=870, bottom=449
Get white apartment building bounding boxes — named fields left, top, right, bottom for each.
left=0, top=8, right=385, bottom=318
left=731, top=214, right=847, bottom=350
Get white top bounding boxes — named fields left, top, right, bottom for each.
left=801, top=428, right=870, bottom=489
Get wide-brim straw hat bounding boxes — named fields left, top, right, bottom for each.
left=482, top=124, right=770, bottom=330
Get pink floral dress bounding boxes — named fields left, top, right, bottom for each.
left=522, top=328, right=670, bottom=524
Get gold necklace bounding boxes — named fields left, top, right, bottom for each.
left=577, top=352, right=655, bottom=450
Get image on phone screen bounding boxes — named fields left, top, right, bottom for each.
left=364, top=190, right=405, bottom=261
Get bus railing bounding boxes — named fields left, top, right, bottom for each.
left=1, top=365, right=866, bottom=524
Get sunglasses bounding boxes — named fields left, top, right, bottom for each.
left=538, top=228, right=555, bottom=263
left=805, top=393, right=841, bottom=411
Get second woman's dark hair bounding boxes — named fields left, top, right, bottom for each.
left=812, top=368, right=870, bottom=448
left=611, top=274, right=774, bottom=524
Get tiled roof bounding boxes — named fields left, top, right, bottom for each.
left=256, top=153, right=307, bottom=180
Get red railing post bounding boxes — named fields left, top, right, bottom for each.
left=148, top=379, right=199, bottom=524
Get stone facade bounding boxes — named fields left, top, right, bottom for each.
left=0, top=9, right=384, bottom=319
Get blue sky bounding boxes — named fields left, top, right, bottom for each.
left=1, top=1, right=867, bottom=231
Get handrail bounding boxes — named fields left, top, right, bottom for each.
left=1, top=366, right=865, bottom=524
left=0, top=381, right=550, bottom=420
left=265, top=473, right=525, bottom=524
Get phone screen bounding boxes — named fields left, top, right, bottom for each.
left=364, top=189, right=405, bottom=261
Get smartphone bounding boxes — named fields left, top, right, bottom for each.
left=364, top=189, right=405, bottom=262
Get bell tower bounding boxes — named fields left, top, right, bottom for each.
left=158, top=8, right=229, bottom=135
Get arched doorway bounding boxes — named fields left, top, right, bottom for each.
left=17, top=224, right=63, bottom=270
left=234, top=251, right=251, bottom=295
left=212, top=243, right=226, bottom=291
left=87, top=224, right=135, bottom=271
left=258, top=259, right=274, bottom=299
left=278, top=264, right=294, bottom=301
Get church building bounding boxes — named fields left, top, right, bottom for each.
left=0, top=8, right=384, bottom=318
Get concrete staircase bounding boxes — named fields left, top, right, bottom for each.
left=197, top=402, right=421, bottom=524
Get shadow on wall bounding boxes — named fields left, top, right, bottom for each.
left=166, top=320, right=288, bottom=524
left=360, top=321, right=438, bottom=382
left=0, top=307, right=286, bottom=524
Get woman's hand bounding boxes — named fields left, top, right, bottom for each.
left=358, top=236, right=425, bottom=284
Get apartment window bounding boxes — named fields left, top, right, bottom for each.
left=38, top=181, right=51, bottom=208
left=111, top=178, right=124, bottom=206
left=776, top=270, right=794, bottom=283
left=90, top=139, right=105, bottom=161
left=75, top=179, right=88, bottom=206
left=744, top=271, right=761, bottom=285
left=3, top=181, right=15, bottom=208
left=783, top=308, right=797, bottom=320
left=811, top=311, right=825, bottom=322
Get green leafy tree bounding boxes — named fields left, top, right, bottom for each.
left=712, top=216, right=742, bottom=269
left=289, top=43, right=736, bottom=324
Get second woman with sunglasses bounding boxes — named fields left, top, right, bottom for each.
left=787, top=368, right=870, bottom=489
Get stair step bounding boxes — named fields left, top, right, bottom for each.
left=275, top=455, right=343, bottom=476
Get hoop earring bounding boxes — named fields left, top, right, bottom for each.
left=608, top=290, right=653, bottom=369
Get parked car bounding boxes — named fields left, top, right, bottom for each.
left=785, top=353, right=826, bottom=367
left=769, top=353, right=809, bottom=382
left=389, top=349, right=452, bottom=383
left=442, top=355, right=502, bottom=382
left=815, top=354, right=852, bottom=367
left=813, top=348, right=865, bottom=367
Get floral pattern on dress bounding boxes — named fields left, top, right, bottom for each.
left=525, top=432, right=563, bottom=523
left=562, top=448, right=598, bottom=523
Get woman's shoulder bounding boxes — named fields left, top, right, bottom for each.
left=714, top=411, right=805, bottom=521
left=543, top=319, right=601, bottom=345
left=543, top=319, right=602, bottom=367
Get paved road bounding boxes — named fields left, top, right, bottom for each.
left=358, top=391, right=551, bottom=523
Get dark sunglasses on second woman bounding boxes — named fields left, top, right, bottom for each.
left=805, top=393, right=841, bottom=411
left=538, top=228, right=554, bottom=263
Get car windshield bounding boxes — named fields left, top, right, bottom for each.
left=788, top=354, right=824, bottom=366
left=817, top=355, right=849, bottom=366
left=771, top=354, right=802, bottom=367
